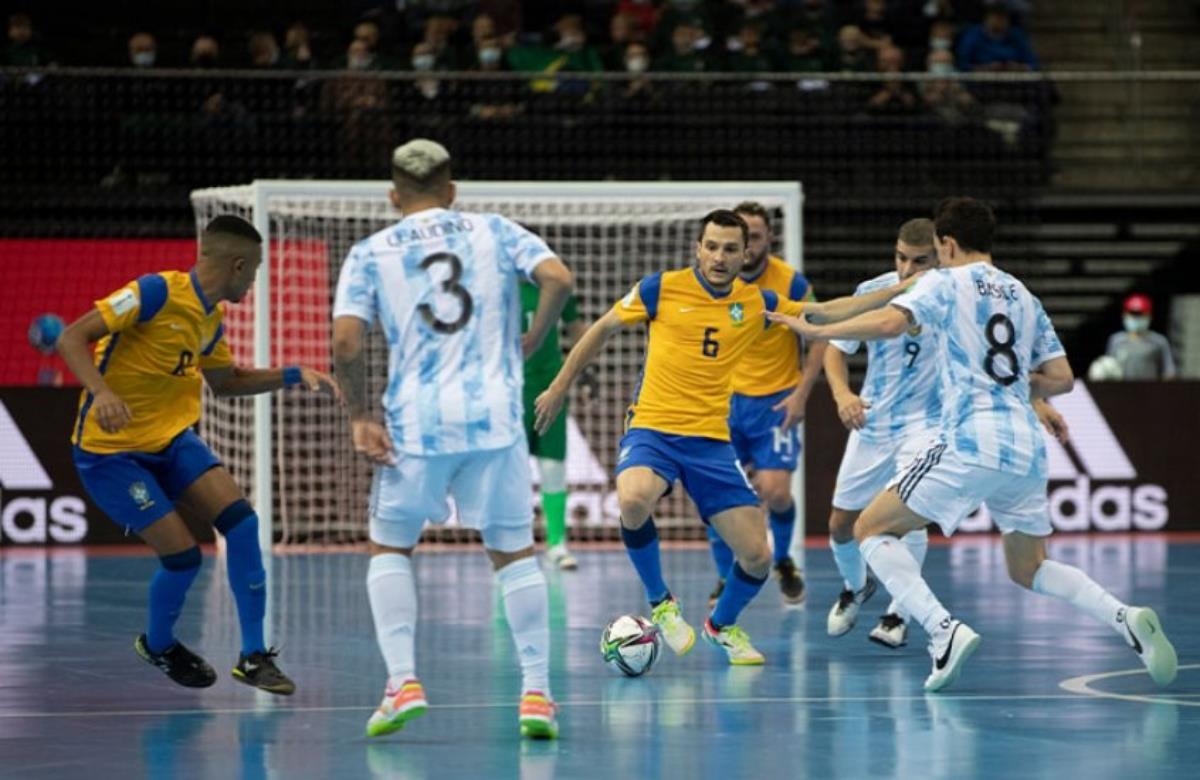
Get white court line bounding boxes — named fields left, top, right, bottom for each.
left=1059, top=664, right=1200, bottom=707
left=4, top=691, right=1200, bottom=720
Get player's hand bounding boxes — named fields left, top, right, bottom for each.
left=897, top=269, right=929, bottom=293
left=1034, top=399, right=1069, bottom=445
left=93, top=389, right=133, bottom=434
left=773, top=387, right=809, bottom=430
left=765, top=310, right=824, bottom=339
left=300, top=367, right=344, bottom=404
left=352, top=419, right=396, bottom=465
left=534, top=384, right=567, bottom=435
left=836, top=393, right=870, bottom=431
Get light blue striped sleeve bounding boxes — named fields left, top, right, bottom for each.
left=892, top=271, right=952, bottom=330
left=1030, top=298, right=1066, bottom=367
left=495, top=216, right=557, bottom=281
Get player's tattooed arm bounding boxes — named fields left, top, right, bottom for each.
left=333, top=315, right=395, bottom=464
left=535, top=310, right=622, bottom=434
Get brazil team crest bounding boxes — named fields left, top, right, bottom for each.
left=728, top=302, right=745, bottom=327
left=129, top=481, right=155, bottom=511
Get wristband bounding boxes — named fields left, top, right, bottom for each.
left=283, top=366, right=302, bottom=387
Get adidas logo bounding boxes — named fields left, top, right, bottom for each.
left=0, top=401, right=89, bottom=544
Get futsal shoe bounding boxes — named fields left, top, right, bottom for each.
left=923, top=620, right=981, bottom=693
left=869, top=614, right=908, bottom=649
left=519, top=691, right=559, bottom=740
left=545, top=544, right=578, bottom=571
left=135, top=634, right=217, bottom=688
left=650, top=596, right=696, bottom=656
left=826, top=576, right=878, bottom=637
left=774, top=558, right=806, bottom=606
left=1122, top=607, right=1178, bottom=686
left=366, top=678, right=429, bottom=738
left=702, top=619, right=765, bottom=666
left=707, top=578, right=725, bottom=609
left=232, top=648, right=296, bottom=696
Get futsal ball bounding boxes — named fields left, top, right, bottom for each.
left=1087, top=355, right=1123, bottom=382
left=601, top=615, right=661, bottom=677
left=28, top=313, right=65, bottom=355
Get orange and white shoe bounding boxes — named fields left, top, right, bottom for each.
left=366, top=678, right=428, bottom=738
left=518, top=690, right=559, bottom=740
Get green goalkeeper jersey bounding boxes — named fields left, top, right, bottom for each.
left=521, top=281, right=579, bottom=388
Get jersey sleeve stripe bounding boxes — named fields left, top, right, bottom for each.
left=201, top=324, right=224, bottom=356
left=789, top=273, right=809, bottom=301
left=761, top=288, right=779, bottom=312
left=136, top=274, right=168, bottom=323
left=73, top=333, right=122, bottom=443
left=639, top=272, right=663, bottom=320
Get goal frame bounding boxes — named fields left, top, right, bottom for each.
left=208, top=180, right=805, bottom=559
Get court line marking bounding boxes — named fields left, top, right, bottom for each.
left=4, top=691, right=1200, bottom=720
left=1059, top=663, right=1200, bottom=707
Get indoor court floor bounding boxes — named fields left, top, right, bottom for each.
left=1, top=535, right=1195, bottom=779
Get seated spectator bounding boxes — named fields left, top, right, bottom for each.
left=654, top=0, right=714, bottom=57
left=928, top=19, right=956, bottom=54
left=409, top=41, right=452, bottom=101
left=921, top=48, right=979, bottom=124
left=282, top=22, right=316, bottom=68
left=248, top=31, right=281, bottom=69
left=320, top=38, right=392, bottom=170
left=191, top=35, right=221, bottom=67
left=725, top=22, right=772, bottom=72
left=777, top=26, right=829, bottom=72
left=855, top=0, right=895, bottom=51
left=956, top=6, right=1039, bottom=71
left=465, top=35, right=524, bottom=120
left=835, top=25, right=873, bottom=72
left=866, top=45, right=917, bottom=112
left=656, top=23, right=708, bottom=72
left=421, top=15, right=461, bottom=70
left=617, top=41, right=659, bottom=101
left=127, top=32, right=157, bottom=69
left=550, top=14, right=604, bottom=72
left=603, top=12, right=644, bottom=71
left=472, top=13, right=497, bottom=47
left=1102, top=294, right=1178, bottom=380
left=3, top=12, right=53, bottom=66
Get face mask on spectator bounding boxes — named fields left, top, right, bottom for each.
left=349, top=55, right=373, bottom=70
left=132, top=51, right=156, bottom=67
left=479, top=47, right=501, bottom=65
left=626, top=56, right=649, bottom=73
left=930, top=62, right=955, bottom=76
left=930, top=37, right=952, bottom=51
left=557, top=34, right=584, bottom=52
left=412, top=54, right=435, bottom=71
left=1124, top=315, right=1150, bottom=333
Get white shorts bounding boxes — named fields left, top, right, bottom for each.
left=369, top=439, right=534, bottom=552
left=832, top=430, right=934, bottom=512
left=890, top=439, right=1052, bottom=537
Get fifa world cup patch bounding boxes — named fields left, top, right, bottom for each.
left=129, top=481, right=155, bottom=511
left=728, top=302, right=745, bottom=327
left=108, top=288, right=139, bottom=316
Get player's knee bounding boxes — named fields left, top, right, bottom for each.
left=617, top=494, right=655, bottom=528
left=761, top=486, right=793, bottom=514
left=738, top=543, right=772, bottom=577
left=213, top=499, right=256, bottom=537
left=829, top=510, right=858, bottom=542
left=160, top=545, right=202, bottom=574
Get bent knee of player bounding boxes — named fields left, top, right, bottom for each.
left=617, top=497, right=655, bottom=528
left=852, top=490, right=912, bottom=543
left=736, top=540, right=773, bottom=576
left=829, top=509, right=859, bottom=542
left=1005, top=556, right=1039, bottom=590
left=758, top=482, right=793, bottom=514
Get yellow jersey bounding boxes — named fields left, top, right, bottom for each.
left=730, top=256, right=814, bottom=397
left=73, top=270, right=233, bottom=454
left=612, top=267, right=805, bottom=441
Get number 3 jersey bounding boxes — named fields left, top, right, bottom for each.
left=892, top=262, right=1066, bottom=478
left=612, top=267, right=805, bottom=441
left=333, top=207, right=556, bottom=456
left=73, top=270, right=234, bottom=454
left=830, top=271, right=942, bottom=444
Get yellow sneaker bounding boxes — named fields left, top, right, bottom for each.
left=650, top=597, right=695, bottom=656
left=702, top=619, right=765, bottom=666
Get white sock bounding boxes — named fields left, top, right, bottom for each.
left=861, top=535, right=951, bottom=640
left=888, top=529, right=930, bottom=618
left=497, top=557, right=551, bottom=696
left=830, top=536, right=867, bottom=592
left=367, top=553, right=418, bottom=682
left=1032, top=559, right=1128, bottom=636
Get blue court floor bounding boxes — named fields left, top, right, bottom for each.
left=0, top=536, right=1196, bottom=780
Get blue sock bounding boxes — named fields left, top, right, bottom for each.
left=710, top=562, right=768, bottom=629
left=216, top=501, right=267, bottom=656
left=147, top=547, right=202, bottom=655
left=706, top=524, right=735, bottom=580
left=770, top=504, right=797, bottom=564
left=620, top=519, right=670, bottom=605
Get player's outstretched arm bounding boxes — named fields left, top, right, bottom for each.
left=767, top=305, right=910, bottom=343
left=57, top=309, right=132, bottom=433
left=824, top=344, right=869, bottom=430
left=202, top=365, right=342, bottom=400
left=801, top=275, right=919, bottom=325
left=1030, top=356, right=1074, bottom=400
left=534, top=310, right=622, bottom=434
left=522, top=258, right=574, bottom=357
left=332, top=315, right=395, bottom=464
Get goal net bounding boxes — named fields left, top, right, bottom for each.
left=190, top=181, right=803, bottom=548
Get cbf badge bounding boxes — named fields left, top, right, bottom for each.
left=729, top=302, right=745, bottom=327
left=130, top=482, right=155, bottom=511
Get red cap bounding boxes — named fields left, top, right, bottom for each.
left=1123, top=293, right=1151, bottom=314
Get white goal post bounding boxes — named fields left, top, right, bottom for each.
left=190, top=180, right=805, bottom=560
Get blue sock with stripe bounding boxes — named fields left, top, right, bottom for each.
left=147, top=547, right=202, bottom=655
left=620, top=519, right=670, bottom=605
left=216, top=501, right=267, bottom=656
left=705, top=524, right=735, bottom=580
left=710, top=562, right=768, bottom=629
left=769, top=504, right=796, bottom=563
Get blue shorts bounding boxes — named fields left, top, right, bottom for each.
left=615, top=428, right=759, bottom=522
left=73, top=429, right=222, bottom=533
left=729, top=389, right=800, bottom=472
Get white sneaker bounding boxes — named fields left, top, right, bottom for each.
left=650, top=597, right=695, bottom=656
left=923, top=620, right=981, bottom=693
left=1122, top=607, right=1177, bottom=686
left=827, top=577, right=877, bottom=637
left=869, top=613, right=908, bottom=649
left=366, top=678, right=428, bottom=738
left=545, top=544, right=578, bottom=571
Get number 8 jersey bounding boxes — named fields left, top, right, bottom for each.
left=891, top=262, right=1066, bottom=478
left=333, top=207, right=556, bottom=456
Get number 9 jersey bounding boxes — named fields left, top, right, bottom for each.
left=613, top=267, right=805, bottom=441
left=333, top=207, right=556, bottom=456
left=891, top=262, right=1065, bottom=478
